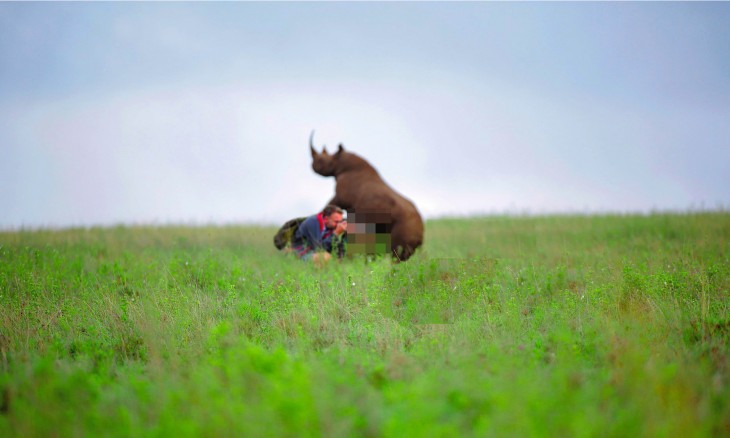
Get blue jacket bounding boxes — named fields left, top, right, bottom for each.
left=292, top=212, right=338, bottom=257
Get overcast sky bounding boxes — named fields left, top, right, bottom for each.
left=1, top=2, right=729, bottom=229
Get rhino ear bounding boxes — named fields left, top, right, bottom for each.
left=336, top=144, right=344, bottom=156
left=322, top=145, right=329, bottom=155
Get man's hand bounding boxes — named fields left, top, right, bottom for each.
left=334, top=220, right=347, bottom=236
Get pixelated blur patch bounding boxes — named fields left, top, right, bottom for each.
left=347, top=210, right=393, bottom=255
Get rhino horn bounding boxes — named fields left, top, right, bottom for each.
left=310, top=130, right=317, bottom=157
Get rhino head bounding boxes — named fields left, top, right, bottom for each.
left=310, top=130, right=344, bottom=177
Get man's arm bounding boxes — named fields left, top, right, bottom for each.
left=292, top=216, right=321, bottom=253
left=300, top=219, right=325, bottom=252
left=323, top=220, right=347, bottom=256
left=330, top=231, right=346, bottom=258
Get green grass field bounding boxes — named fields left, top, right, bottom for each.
left=1, top=213, right=728, bottom=437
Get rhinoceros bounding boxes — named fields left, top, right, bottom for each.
left=309, top=131, right=424, bottom=261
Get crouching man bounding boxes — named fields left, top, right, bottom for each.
left=291, top=205, right=347, bottom=266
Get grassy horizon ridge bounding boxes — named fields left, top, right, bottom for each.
left=2, top=207, right=728, bottom=233
left=1, top=212, right=728, bottom=436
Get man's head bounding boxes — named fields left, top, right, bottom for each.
left=322, top=205, right=344, bottom=230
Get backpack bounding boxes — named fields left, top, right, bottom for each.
left=273, top=217, right=307, bottom=250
